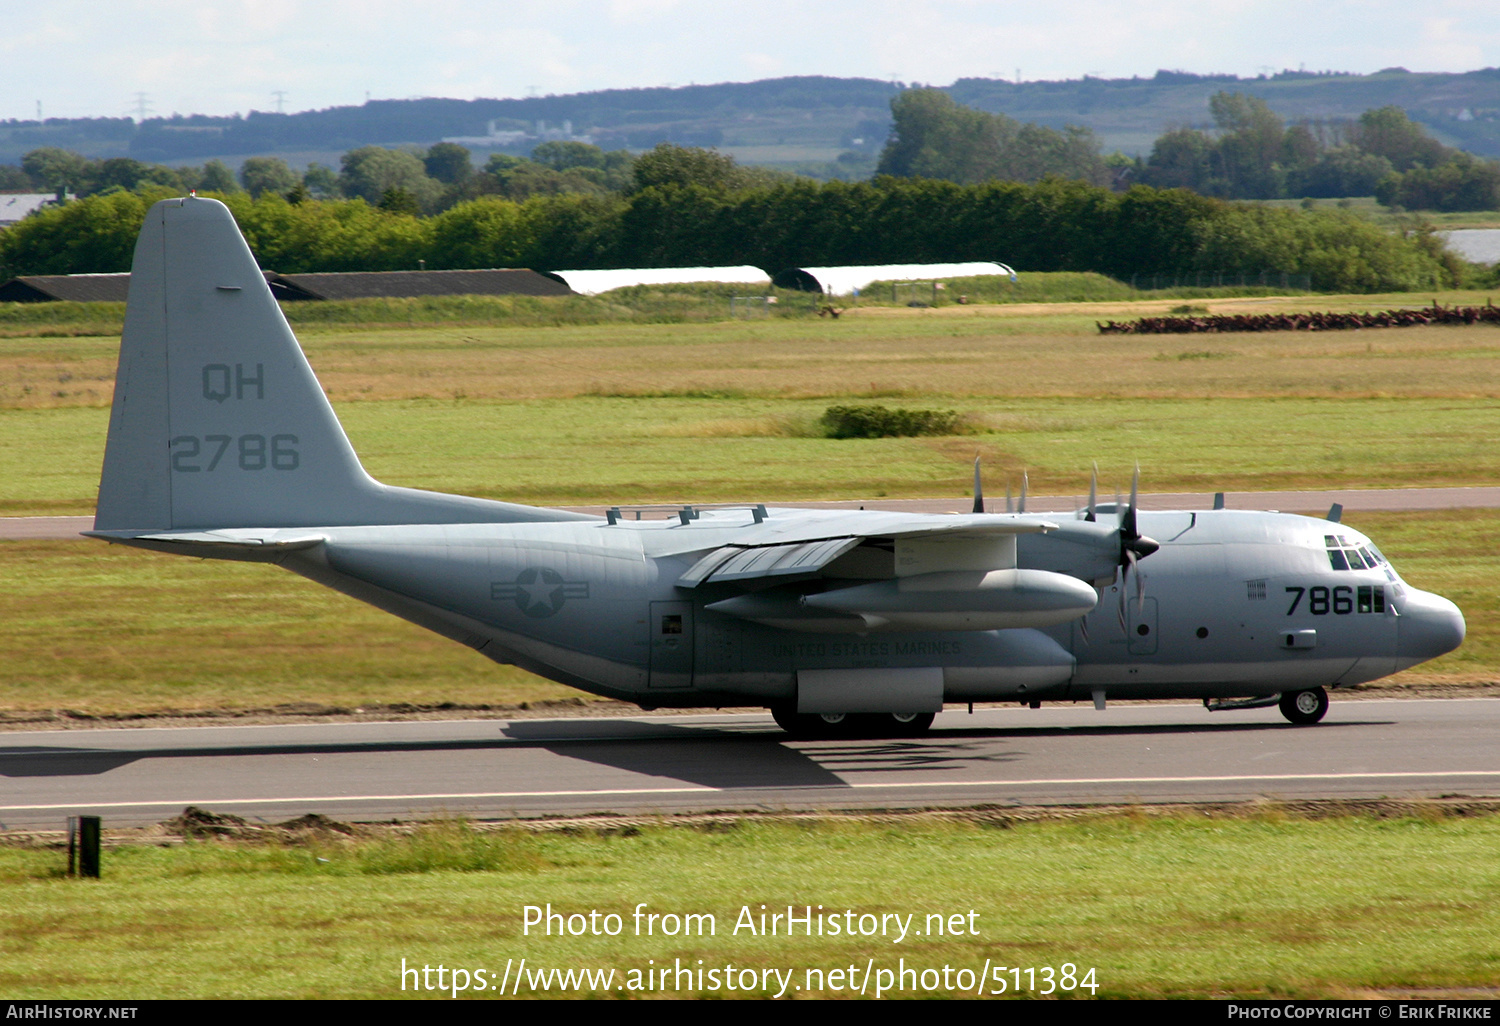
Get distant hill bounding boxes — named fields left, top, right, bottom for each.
left=1, top=69, right=1496, bottom=170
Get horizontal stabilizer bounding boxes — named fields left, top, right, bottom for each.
left=84, top=528, right=327, bottom=562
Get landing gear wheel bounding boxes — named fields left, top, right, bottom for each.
left=885, top=711, right=936, bottom=736
left=770, top=705, right=854, bottom=739
left=1279, top=687, right=1328, bottom=725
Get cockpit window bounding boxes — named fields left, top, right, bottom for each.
left=1325, top=536, right=1381, bottom=572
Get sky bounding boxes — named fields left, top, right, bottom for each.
left=1, top=0, right=1498, bottom=122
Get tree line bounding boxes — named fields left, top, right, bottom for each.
left=0, top=161, right=1464, bottom=293
left=1133, top=95, right=1500, bottom=210
left=7, top=89, right=1499, bottom=215
left=873, top=88, right=1499, bottom=211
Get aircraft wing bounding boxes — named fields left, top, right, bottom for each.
left=676, top=512, right=1057, bottom=588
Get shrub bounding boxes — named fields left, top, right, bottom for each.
left=820, top=404, right=966, bottom=439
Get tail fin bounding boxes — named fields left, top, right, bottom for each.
left=95, top=197, right=582, bottom=531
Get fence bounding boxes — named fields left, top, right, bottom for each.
left=730, top=296, right=772, bottom=318
left=1129, top=271, right=1313, bottom=292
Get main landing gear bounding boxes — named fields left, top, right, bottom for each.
left=769, top=705, right=935, bottom=739
left=1278, top=686, right=1329, bottom=725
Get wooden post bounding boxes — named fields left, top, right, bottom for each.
left=77, top=816, right=101, bottom=878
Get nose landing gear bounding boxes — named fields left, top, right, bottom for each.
left=1278, top=686, right=1329, bottom=725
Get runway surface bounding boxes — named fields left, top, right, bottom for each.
left=2, top=699, right=1496, bottom=830
left=6, top=487, right=1500, bottom=540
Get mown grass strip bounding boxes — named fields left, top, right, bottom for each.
left=1, top=812, right=1497, bottom=998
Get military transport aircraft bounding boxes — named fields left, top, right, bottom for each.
left=87, top=197, right=1466, bottom=736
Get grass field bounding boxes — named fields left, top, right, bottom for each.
left=2, top=811, right=1497, bottom=999
left=2, top=292, right=1498, bottom=514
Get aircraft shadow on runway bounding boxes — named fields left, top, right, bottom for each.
left=0, top=717, right=1384, bottom=785
left=503, top=720, right=1025, bottom=788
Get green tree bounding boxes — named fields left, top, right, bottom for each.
left=1141, top=128, right=1215, bottom=191
left=189, top=160, right=240, bottom=194
left=530, top=141, right=606, bottom=171
left=423, top=143, right=473, bottom=185
left=338, top=146, right=443, bottom=210
left=1376, top=153, right=1500, bottom=211
left=428, top=197, right=526, bottom=268
left=302, top=163, right=339, bottom=198
left=1351, top=107, right=1450, bottom=171
left=877, top=89, right=1106, bottom=187
left=1206, top=92, right=1286, bottom=199
left=0, top=190, right=149, bottom=277
left=632, top=143, right=743, bottom=192
left=378, top=187, right=422, bottom=216
left=239, top=157, right=299, bottom=199
left=878, top=89, right=1014, bottom=184
left=476, top=156, right=611, bottom=201
left=1291, top=146, right=1393, bottom=198
left=21, top=147, right=91, bottom=191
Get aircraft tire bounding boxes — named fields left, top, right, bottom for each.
left=1279, top=687, right=1329, bottom=725
left=883, top=711, right=936, bottom=736
left=770, top=705, right=854, bottom=739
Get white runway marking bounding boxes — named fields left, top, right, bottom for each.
left=6, top=769, right=1500, bottom=814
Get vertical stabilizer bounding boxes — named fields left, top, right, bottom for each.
left=95, top=197, right=586, bottom=531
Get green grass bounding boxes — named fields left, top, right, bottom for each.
left=0, top=539, right=588, bottom=717
left=0, top=267, right=1447, bottom=340
left=2, top=813, right=1497, bottom=998
left=856, top=271, right=1310, bottom=306
left=5, top=395, right=1500, bottom=516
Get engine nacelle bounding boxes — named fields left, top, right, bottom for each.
left=802, top=568, right=1098, bottom=631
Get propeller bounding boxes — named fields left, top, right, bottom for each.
left=1114, top=465, right=1160, bottom=633
left=1084, top=462, right=1097, bottom=522
left=972, top=456, right=984, bottom=514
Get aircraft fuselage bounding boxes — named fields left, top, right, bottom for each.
left=268, top=506, right=1461, bottom=711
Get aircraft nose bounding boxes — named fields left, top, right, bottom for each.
left=1397, top=590, right=1466, bottom=666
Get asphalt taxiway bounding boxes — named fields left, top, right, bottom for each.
left=2, top=699, right=1496, bottom=830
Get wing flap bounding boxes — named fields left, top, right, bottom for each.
left=677, top=537, right=862, bottom=588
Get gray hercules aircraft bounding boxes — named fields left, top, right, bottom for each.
left=88, top=198, right=1466, bottom=735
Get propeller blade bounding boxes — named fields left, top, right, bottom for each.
left=1085, top=462, right=1097, bottom=522
left=1005, top=483, right=1013, bottom=514
left=1078, top=615, right=1090, bottom=645
left=972, top=456, right=984, bottom=514
left=1121, top=464, right=1140, bottom=540
left=1018, top=471, right=1028, bottom=513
